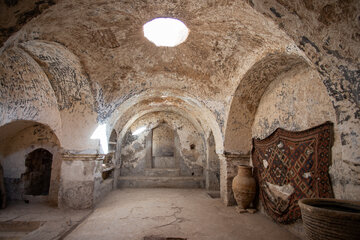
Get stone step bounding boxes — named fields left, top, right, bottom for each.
left=23, top=195, right=48, bottom=204
left=118, top=176, right=205, bottom=188
left=144, top=168, right=180, bottom=177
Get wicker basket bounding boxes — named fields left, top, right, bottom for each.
left=299, top=198, right=360, bottom=240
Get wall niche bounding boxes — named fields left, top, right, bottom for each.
left=118, top=112, right=206, bottom=188
left=151, top=124, right=176, bottom=169
left=23, top=148, right=52, bottom=196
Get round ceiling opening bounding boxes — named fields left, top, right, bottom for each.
left=143, top=18, right=189, bottom=47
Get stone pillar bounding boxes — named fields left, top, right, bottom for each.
left=145, top=131, right=153, bottom=168
left=59, top=153, right=104, bottom=209
left=219, top=152, right=250, bottom=206
left=48, top=149, right=62, bottom=206
left=113, top=141, right=121, bottom=189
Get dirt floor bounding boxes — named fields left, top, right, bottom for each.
left=66, top=188, right=300, bottom=240
left=0, top=199, right=91, bottom=240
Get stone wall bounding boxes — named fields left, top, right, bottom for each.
left=253, top=66, right=342, bottom=198
left=59, top=153, right=104, bottom=209
left=0, top=0, right=358, bottom=213
left=0, top=123, right=61, bottom=205
left=120, top=112, right=206, bottom=178
left=252, top=65, right=339, bottom=238
left=0, top=47, right=61, bottom=135
left=206, top=132, right=220, bottom=191
left=249, top=0, right=360, bottom=202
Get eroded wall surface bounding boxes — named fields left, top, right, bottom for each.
left=252, top=66, right=340, bottom=237
left=0, top=0, right=358, bottom=213
left=249, top=0, right=360, bottom=200
left=0, top=124, right=61, bottom=205
left=120, top=112, right=206, bottom=178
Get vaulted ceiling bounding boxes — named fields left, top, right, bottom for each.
left=0, top=0, right=359, bottom=156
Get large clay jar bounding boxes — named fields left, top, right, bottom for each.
left=232, top=165, right=256, bottom=209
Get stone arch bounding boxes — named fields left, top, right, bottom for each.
left=112, top=97, right=224, bottom=194
left=0, top=120, right=62, bottom=206
left=117, top=111, right=207, bottom=188
left=108, top=88, right=223, bottom=154
left=0, top=46, right=62, bottom=136
left=224, top=53, right=310, bottom=154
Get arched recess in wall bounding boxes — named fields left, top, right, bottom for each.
left=0, top=46, right=62, bottom=136
left=108, top=91, right=222, bottom=191
left=107, top=89, right=224, bottom=154
left=151, top=124, right=176, bottom=168
left=224, top=53, right=311, bottom=154
left=118, top=111, right=211, bottom=189
left=18, top=40, right=97, bottom=151
left=23, top=148, right=53, bottom=196
left=115, top=107, right=219, bottom=190
left=0, top=120, right=62, bottom=206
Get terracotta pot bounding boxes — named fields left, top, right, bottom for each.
left=299, top=198, right=360, bottom=240
left=232, top=165, right=256, bottom=209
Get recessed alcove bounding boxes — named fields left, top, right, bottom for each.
left=23, top=148, right=52, bottom=196
left=118, top=112, right=206, bottom=188
left=0, top=121, right=61, bottom=206
left=151, top=124, right=176, bottom=168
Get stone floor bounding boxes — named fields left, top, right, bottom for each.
left=66, top=188, right=300, bottom=240
left=0, top=200, right=91, bottom=240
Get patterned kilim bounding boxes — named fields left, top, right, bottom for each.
left=252, top=122, right=334, bottom=224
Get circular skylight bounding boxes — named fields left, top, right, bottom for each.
left=143, top=18, right=189, bottom=47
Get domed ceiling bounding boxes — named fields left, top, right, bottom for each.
left=1, top=0, right=296, bottom=123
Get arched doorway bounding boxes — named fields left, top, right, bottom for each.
left=151, top=124, right=176, bottom=169
left=23, top=148, right=52, bottom=196
left=0, top=120, right=61, bottom=206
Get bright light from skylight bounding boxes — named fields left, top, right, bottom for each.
left=91, top=124, right=108, bottom=154
left=143, top=18, right=189, bottom=47
left=132, top=126, right=147, bottom=136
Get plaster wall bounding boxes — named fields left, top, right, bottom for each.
left=0, top=124, right=61, bottom=205
left=120, top=112, right=206, bottom=178
left=0, top=47, right=61, bottom=135
left=252, top=66, right=340, bottom=238
left=152, top=125, right=175, bottom=158
left=206, top=132, right=220, bottom=191
left=1, top=0, right=298, bottom=146
left=249, top=0, right=360, bottom=202
left=59, top=154, right=103, bottom=209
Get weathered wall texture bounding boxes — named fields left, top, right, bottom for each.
left=0, top=47, right=61, bottom=135
left=251, top=66, right=340, bottom=237
left=0, top=0, right=299, bottom=146
left=224, top=54, right=309, bottom=154
left=0, top=0, right=358, bottom=214
left=59, top=154, right=103, bottom=209
left=253, top=67, right=337, bottom=140
left=19, top=40, right=98, bottom=152
left=206, top=132, right=220, bottom=191
left=120, top=112, right=206, bottom=178
left=249, top=0, right=360, bottom=201
left=152, top=125, right=175, bottom=158
left=0, top=123, right=61, bottom=205
left=0, top=0, right=57, bottom=47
